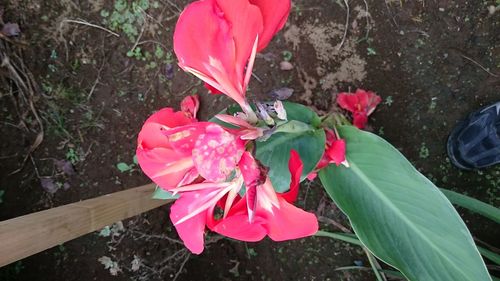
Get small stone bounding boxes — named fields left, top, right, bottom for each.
left=279, top=61, right=294, bottom=71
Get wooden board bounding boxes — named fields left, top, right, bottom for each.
left=0, top=183, right=172, bottom=267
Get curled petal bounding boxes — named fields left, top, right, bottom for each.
left=281, top=149, right=303, bottom=203
left=249, top=0, right=291, bottom=51
left=181, top=95, right=200, bottom=119
left=137, top=108, right=193, bottom=150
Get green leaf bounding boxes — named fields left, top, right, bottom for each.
left=440, top=188, right=500, bottom=224
left=152, top=186, right=179, bottom=200
left=477, top=246, right=500, bottom=265
left=116, top=162, right=131, bottom=172
left=319, top=126, right=490, bottom=281
left=256, top=102, right=325, bottom=191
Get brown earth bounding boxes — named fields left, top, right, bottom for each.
left=0, top=0, right=499, bottom=280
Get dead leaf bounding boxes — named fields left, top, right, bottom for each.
left=1, top=23, right=20, bottom=37
left=268, top=87, right=294, bottom=100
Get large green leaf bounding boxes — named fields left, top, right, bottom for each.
left=319, top=126, right=490, bottom=281
left=255, top=102, right=325, bottom=192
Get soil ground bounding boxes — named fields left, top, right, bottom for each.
left=0, top=0, right=499, bottom=280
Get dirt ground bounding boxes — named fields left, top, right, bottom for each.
left=0, top=0, right=499, bottom=280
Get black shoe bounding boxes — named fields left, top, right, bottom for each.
left=447, top=101, right=500, bottom=170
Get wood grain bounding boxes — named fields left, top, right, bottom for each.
left=0, top=183, right=172, bottom=267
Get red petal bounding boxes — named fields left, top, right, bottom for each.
left=352, top=112, right=368, bottom=129
left=250, top=0, right=291, bottom=51
left=326, top=139, right=346, bottom=165
left=180, top=94, right=200, bottom=119
left=280, top=150, right=303, bottom=203
left=336, top=92, right=360, bottom=113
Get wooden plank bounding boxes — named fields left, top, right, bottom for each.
left=0, top=183, right=172, bottom=267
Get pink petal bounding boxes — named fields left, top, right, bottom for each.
left=249, top=0, right=291, bottom=51
left=137, top=108, right=193, bottom=150
left=215, top=0, right=263, bottom=84
left=306, top=172, right=317, bottom=181
left=261, top=197, right=318, bottom=241
left=211, top=212, right=267, bottom=242
left=136, top=147, right=194, bottom=190
left=215, top=114, right=253, bottom=129
left=180, top=94, right=200, bottom=119
left=170, top=192, right=211, bottom=254
left=163, top=123, right=209, bottom=155
left=192, top=124, right=244, bottom=182
left=174, top=0, right=235, bottom=81
left=239, top=152, right=262, bottom=186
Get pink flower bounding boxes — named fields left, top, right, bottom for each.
left=136, top=108, right=201, bottom=189
left=136, top=108, right=245, bottom=190
left=337, top=89, right=382, bottom=129
left=173, top=0, right=290, bottom=119
left=208, top=150, right=318, bottom=243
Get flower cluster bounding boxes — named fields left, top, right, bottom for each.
left=136, top=0, right=319, bottom=254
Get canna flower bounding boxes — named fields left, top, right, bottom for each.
left=136, top=107, right=202, bottom=189
left=337, top=89, right=382, bottom=129
left=136, top=105, right=245, bottom=190
left=208, top=150, right=318, bottom=243
left=173, top=0, right=291, bottom=121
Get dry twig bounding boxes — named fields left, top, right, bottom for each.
left=62, top=19, right=120, bottom=37
left=338, top=0, right=350, bottom=51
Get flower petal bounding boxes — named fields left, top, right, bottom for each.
left=249, top=0, right=291, bottom=51
left=180, top=94, right=200, bottom=119
left=215, top=0, right=263, bottom=84
left=280, top=149, right=303, bottom=203
left=326, top=139, right=346, bottom=166
left=336, top=92, right=360, bottom=113
left=137, top=108, right=193, bottom=150
left=170, top=192, right=210, bottom=254
left=211, top=212, right=267, bottom=242
left=136, top=148, right=194, bottom=190
left=261, top=197, right=318, bottom=241
left=192, top=124, right=244, bottom=182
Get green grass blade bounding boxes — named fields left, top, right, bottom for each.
left=314, top=230, right=362, bottom=246
left=440, top=188, right=500, bottom=224
left=477, top=246, right=500, bottom=265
